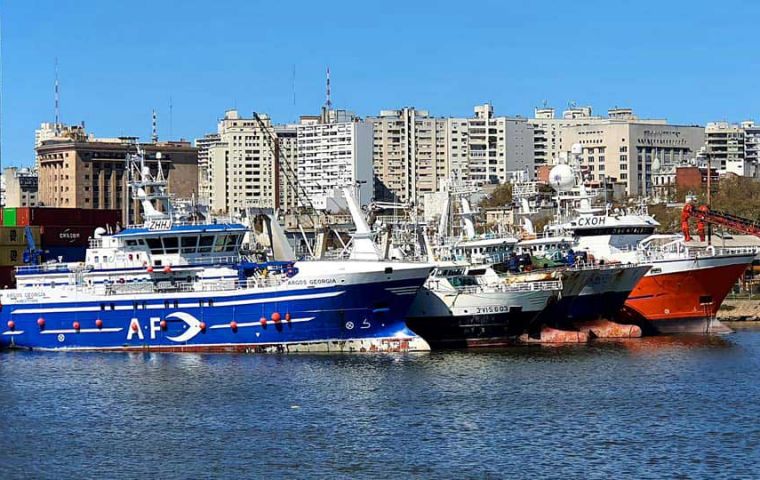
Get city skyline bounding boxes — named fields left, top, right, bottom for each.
left=2, top=0, right=760, bottom=166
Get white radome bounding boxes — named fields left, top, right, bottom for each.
left=549, top=164, right=575, bottom=191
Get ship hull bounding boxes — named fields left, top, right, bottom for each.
left=0, top=263, right=432, bottom=353
left=406, top=285, right=558, bottom=348
left=533, top=265, right=650, bottom=328
left=619, top=253, right=753, bottom=334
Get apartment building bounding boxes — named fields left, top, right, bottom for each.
left=207, top=110, right=285, bottom=215
left=366, top=108, right=449, bottom=204
left=704, top=121, right=760, bottom=177
left=35, top=125, right=198, bottom=220
left=448, top=104, right=534, bottom=185
left=195, top=133, right=221, bottom=203
left=296, top=115, right=373, bottom=210
left=528, top=106, right=603, bottom=170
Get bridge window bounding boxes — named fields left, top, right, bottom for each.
left=162, top=236, right=179, bottom=254
left=181, top=236, right=199, bottom=254
left=224, top=234, right=238, bottom=252
left=213, top=235, right=226, bottom=253
left=198, top=235, right=214, bottom=253
left=145, top=237, right=163, bottom=254
left=126, top=240, right=137, bottom=246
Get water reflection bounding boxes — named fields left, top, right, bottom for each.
left=0, top=331, right=759, bottom=479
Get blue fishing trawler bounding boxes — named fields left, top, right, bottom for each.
left=0, top=150, right=432, bottom=352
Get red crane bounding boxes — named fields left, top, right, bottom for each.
left=681, top=203, right=760, bottom=242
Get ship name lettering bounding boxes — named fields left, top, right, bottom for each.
left=578, top=216, right=605, bottom=227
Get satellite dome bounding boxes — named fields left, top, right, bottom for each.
left=571, top=143, right=583, bottom=155
left=94, top=227, right=107, bottom=238
left=549, top=164, right=575, bottom=191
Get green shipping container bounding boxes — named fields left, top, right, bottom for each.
left=3, top=208, right=16, bottom=226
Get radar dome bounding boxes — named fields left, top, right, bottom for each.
left=549, top=164, right=575, bottom=191
left=94, top=227, right=107, bottom=238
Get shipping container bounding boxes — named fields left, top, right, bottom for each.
left=0, top=246, right=26, bottom=266
left=40, top=225, right=97, bottom=248
left=14, top=207, right=30, bottom=226
left=29, top=207, right=120, bottom=227
left=44, top=245, right=87, bottom=263
left=3, top=207, right=16, bottom=226
left=0, top=266, right=15, bottom=289
left=0, top=226, right=41, bottom=247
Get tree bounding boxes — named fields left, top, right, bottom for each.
left=479, top=183, right=513, bottom=209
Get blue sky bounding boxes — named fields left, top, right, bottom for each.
left=1, top=0, right=759, bottom=166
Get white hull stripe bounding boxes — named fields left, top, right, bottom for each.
left=22, top=334, right=425, bottom=352
left=11, top=291, right=345, bottom=315
left=209, top=317, right=314, bottom=329
left=41, top=328, right=123, bottom=334
left=2, top=331, right=24, bottom=336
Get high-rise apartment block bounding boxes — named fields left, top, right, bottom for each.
left=296, top=113, right=373, bottom=210
left=529, top=106, right=602, bottom=169
left=206, top=110, right=293, bottom=215
left=195, top=133, right=221, bottom=203
left=366, top=108, right=449, bottom=204
left=448, top=104, right=534, bottom=185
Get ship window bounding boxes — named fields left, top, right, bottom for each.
left=146, top=237, right=163, bottom=254
left=213, top=235, right=226, bottom=253
left=198, top=235, right=214, bottom=253
left=224, top=235, right=238, bottom=252
left=126, top=240, right=137, bottom=246
left=181, top=236, right=198, bottom=253
left=162, top=236, right=179, bottom=254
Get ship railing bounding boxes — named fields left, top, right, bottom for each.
left=451, top=280, right=562, bottom=295
left=15, top=263, right=76, bottom=274
left=185, top=255, right=240, bottom=266
left=89, top=238, right=103, bottom=249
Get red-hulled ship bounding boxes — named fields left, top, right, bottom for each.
left=535, top=162, right=753, bottom=334
left=619, top=252, right=754, bottom=334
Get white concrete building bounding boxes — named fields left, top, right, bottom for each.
left=561, top=121, right=705, bottom=196
left=296, top=117, right=373, bottom=211
left=448, top=104, right=534, bottom=185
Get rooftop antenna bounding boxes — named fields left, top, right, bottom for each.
left=54, top=57, right=60, bottom=135
left=325, top=66, right=332, bottom=110
left=151, top=109, right=158, bottom=143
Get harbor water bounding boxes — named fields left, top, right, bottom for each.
left=1, top=331, right=760, bottom=478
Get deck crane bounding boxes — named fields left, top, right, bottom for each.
left=251, top=112, right=318, bottom=215
left=22, top=226, right=42, bottom=265
left=250, top=112, right=326, bottom=257
left=681, top=202, right=760, bottom=242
